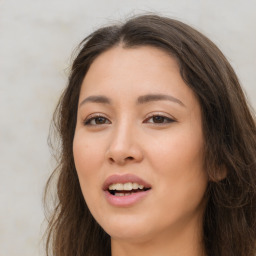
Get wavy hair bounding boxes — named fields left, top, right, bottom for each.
left=44, top=14, right=256, bottom=256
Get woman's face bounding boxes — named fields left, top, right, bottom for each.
left=73, top=46, right=208, bottom=242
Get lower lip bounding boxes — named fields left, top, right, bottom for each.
left=104, top=190, right=151, bottom=207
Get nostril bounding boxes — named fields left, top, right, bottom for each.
left=108, top=156, right=134, bottom=164
left=109, top=157, right=115, bottom=163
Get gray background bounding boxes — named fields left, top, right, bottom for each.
left=0, top=0, right=255, bottom=255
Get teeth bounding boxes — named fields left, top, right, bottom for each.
left=109, top=182, right=145, bottom=191
left=115, top=192, right=124, bottom=196
left=109, top=183, right=123, bottom=190
left=124, top=182, right=133, bottom=190
left=115, top=192, right=132, bottom=196
left=132, top=183, right=139, bottom=189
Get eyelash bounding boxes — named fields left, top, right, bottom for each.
left=143, top=114, right=175, bottom=124
left=83, top=114, right=111, bottom=126
left=83, top=113, right=175, bottom=126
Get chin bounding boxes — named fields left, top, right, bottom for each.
left=100, top=214, right=155, bottom=242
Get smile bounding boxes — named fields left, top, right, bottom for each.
left=103, top=174, right=152, bottom=206
left=108, top=182, right=151, bottom=196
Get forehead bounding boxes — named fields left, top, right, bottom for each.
left=84, top=45, right=179, bottom=81
left=79, top=45, right=197, bottom=109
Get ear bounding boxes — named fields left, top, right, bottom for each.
left=208, top=164, right=227, bottom=182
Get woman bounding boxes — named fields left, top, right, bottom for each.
left=44, top=14, right=256, bottom=256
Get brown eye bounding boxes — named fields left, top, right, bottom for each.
left=94, top=117, right=107, bottom=124
left=144, top=115, right=175, bottom=124
left=152, top=116, right=165, bottom=123
left=84, top=116, right=111, bottom=126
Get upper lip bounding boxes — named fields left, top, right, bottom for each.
left=103, top=174, right=152, bottom=191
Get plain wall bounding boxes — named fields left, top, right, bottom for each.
left=0, top=0, right=255, bottom=255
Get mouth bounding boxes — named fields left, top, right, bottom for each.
left=103, top=174, right=152, bottom=206
left=108, top=182, right=151, bottom=196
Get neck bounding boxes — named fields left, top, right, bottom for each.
left=111, top=215, right=205, bottom=256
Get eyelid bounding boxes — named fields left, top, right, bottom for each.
left=143, top=112, right=176, bottom=124
left=82, top=112, right=176, bottom=126
left=83, top=113, right=111, bottom=126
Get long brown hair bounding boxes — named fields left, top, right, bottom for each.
left=44, top=14, right=256, bottom=256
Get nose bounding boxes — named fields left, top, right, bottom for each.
left=106, top=122, right=143, bottom=165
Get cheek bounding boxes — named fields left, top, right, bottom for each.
left=148, top=126, right=204, bottom=171
left=73, top=131, right=104, bottom=171
left=147, top=125, right=207, bottom=207
left=73, top=132, right=104, bottom=201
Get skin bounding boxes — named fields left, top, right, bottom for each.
left=73, top=45, right=208, bottom=256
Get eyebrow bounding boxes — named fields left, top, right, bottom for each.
left=79, top=95, right=111, bottom=107
left=137, top=94, right=185, bottom=106
left=79, top=93, right=185, bottom=107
